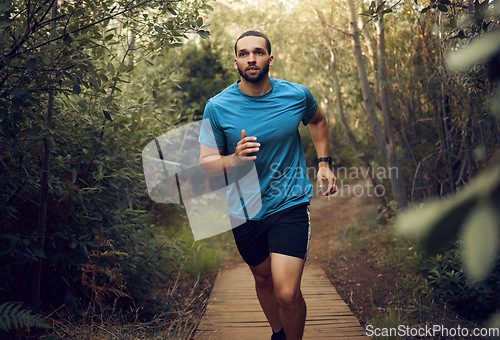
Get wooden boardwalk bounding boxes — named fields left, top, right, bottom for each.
left=195, top=263, right=367, bottom=339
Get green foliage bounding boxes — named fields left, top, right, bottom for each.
left=361, top=217, right=498, bottom=328
left=415, top=247, right=500, bottom=322
left=396, top=15, right=500, bottom=320
left=397, top=154, right=500, bottom=322
left=360, top=0, right=395, bottom=20
left=0, top=302, right=50, bottom=333
left=339, top=224, right=366, bottom=251
left=0, top=0, right=216, bottom=327
left=397, top=159, right=499, bottom=255
left=184, top=239, right=223, bottom=276
left=396, top=1, right=500, bottom=301
left=174, top=42, right=236, bottom=121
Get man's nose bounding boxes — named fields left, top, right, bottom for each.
left=248, top=53, right=256, bottom=63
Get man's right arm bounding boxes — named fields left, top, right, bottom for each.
left=199, top=130, right=260, bottom=176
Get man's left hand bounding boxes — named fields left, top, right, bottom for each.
left=317, top=167, right=337, bottom=196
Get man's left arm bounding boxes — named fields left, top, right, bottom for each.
left=308, top=106, right=337, bottom=196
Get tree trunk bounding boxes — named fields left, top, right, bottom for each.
left=329, top=48, right=389, bottom=209
left=347, top=0, right=408, bottom=208
left=364, top=30, right=381, bottom=110
left=310, top=7, right=389, bottom=209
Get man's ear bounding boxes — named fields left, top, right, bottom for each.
left=269, top=55, right=275, bottom=67
left=234, top=59, right=238, bottom=70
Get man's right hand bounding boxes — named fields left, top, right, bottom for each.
left=199, top=130, right=259, bottom=176
left=234, top=130, right=260, bottom=163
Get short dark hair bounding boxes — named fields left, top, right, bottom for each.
left=234, top=30, right=272, bottom=56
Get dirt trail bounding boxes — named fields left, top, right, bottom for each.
left=308, top=180, right=400, bottom=326
left=308, top=183, right=380, bottom=262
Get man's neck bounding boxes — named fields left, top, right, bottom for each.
left=238, top=76, right=272, bottom=96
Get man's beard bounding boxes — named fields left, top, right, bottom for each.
left=238, top=61, right=270, bottom=83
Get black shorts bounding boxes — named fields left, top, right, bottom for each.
left=231, top=203, right=311, bottom=267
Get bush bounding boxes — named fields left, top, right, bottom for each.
left=421, top=246, right=500, bottom=322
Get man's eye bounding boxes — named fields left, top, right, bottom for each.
left=257, top=51, right=263, bottom=55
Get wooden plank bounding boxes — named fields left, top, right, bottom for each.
left=194, top=263, right=367, bottom=339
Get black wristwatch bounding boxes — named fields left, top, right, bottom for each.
left=317, top=157, right=333, bottom=166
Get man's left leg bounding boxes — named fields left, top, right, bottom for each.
left=270, top=252, right=306, bottom=340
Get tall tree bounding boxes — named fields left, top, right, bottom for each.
left=314, top=7, right=389, bottom=209
left=347, top=0, right=408, bottom=208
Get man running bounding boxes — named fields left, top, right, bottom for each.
left=198, top=30, right=337, bottom=340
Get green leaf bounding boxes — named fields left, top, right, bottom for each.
left=103, top=110, right=112, bottom=121
left=72, top=84, right=81, bottom=95
left=376, top=1, right=386, bottom=13
left=0, top=302, right=51, bottom=331
left=460, top=203, right=499, bottom=282
left=197, top=30, right=210, bottom=40
left=95, top=47, right=105, bottom=58
left=0, top=20, right=10, bottom=28
left=397, top=196, right=477, bottom=254
left=398, top=163, right=500, bottom=254
left=77, top=100, right=88, bottom=109
left=447, top=30, right=500, bottom=71
left=42, top=55, right=51, bottom=65
left=196, top=17, right=203, bottom=27
left=167, top=7, right=177, bottom=15
left=437, top=4, right=448, bottom=12
left=26, top=58, right=37, bottom=71
left=482, top=21, right=489, bottom=32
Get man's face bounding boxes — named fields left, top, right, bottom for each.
left=234, top=36, right=274, bottom=83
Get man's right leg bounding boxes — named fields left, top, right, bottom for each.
left=249, top=255, right=283, bottom=333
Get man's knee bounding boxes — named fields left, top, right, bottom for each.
left=275, top=285, right=301, bottom=308
left=253, top=271, right=273, bottom=289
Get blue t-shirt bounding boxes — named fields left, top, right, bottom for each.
left=198, top=78, right=318, bottom=220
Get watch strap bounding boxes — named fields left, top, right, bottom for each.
left=317, top=157, right=332, bottom=165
